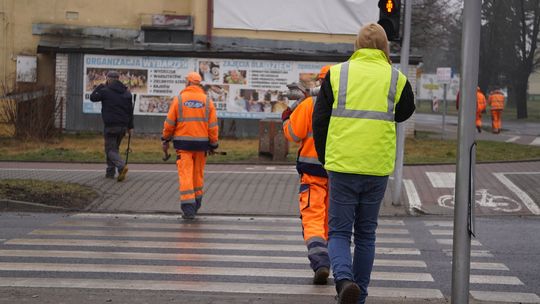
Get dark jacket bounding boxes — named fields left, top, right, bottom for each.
left=312, top=70, right=415, bottom=164
left=90, top=80, right=134, bottom=129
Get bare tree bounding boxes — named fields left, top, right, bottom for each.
left=406, top=0, right=462, bottom=71
left=481, top=0, right=540, bottom=118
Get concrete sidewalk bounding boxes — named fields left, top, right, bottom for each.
left=415, top=113, right=540, bottom=144
left=0, top=162, right=404, bottom=216
left=1, top=160, right=539, bottom=217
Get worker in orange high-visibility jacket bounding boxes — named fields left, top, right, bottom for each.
left=282, top=65, right=332, bottom=285
left=476, top=87, right=487, bottom=133
left=456, top=87, right=488, bottom=133
left=488, top=87, right=505, bottom=134
left=162, top=71, right=219, bottom=220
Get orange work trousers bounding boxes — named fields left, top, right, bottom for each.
left=476, top=110, right=483, bottom=129
left=299, top=173, right=330, bottom=271
left=176, top=150, right=206, bottom=210
left=491, top=110, right=502, bottom=133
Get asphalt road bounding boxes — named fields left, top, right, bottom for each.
left=0, top=212, right=538, bottom=304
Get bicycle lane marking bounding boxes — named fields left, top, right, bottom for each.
left=493, top=172, right=540, bottom=215
left=426, top=171, right=526, bottom=214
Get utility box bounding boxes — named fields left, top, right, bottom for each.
left=258, top=119, right=288, bottom=161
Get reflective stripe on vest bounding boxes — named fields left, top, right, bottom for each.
left=173, top=136, right=209, bottom=141
left=332, top=62, right=398, bottom=121
left=287, top=123, right=301, bottom=142
left=165, top=118, right=175, bottom=126
left=177, top=94, right=210, bottom=123
left=298, top=156, right=322, bottom=165
left=325, top=49, right=406, bottom=176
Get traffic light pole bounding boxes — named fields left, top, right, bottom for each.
left=451, top=1, right=481, bottom=303
left=392, top=0, right=411, bottom=206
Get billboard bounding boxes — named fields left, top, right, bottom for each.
left=83, top=54, right=332, bottom=119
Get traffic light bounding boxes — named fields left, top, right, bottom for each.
left=378, top=0, right=401, bottom=41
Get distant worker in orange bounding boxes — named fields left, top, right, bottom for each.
left=456, top=87, right=487, bottom=133
left=475, top=87, right=487, bottom=133
left=282, top=65, right=332, bottom=285
left=488, top=86, right=505, bottom=134
left=162, top=72, right=219, bottom=220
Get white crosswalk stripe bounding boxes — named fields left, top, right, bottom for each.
left=423, top=220, right=538, bottom=303
left=530, top=137, right=540, bottom=146
left=0, top=214, right=444, bottom=301
left=505, top=136, right=520, bottom=143
left=0, top=277, right=444, bottom=299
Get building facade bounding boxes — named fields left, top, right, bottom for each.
left=1, top=0, right=419, bottom=136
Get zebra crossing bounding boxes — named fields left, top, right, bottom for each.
left=0, top=215, right=538, bottom=303
left=505, top=135, right=540, bottom=146
left=0, top=213, right=444, bottom=301
left=425, top=220, right=540, bottom=303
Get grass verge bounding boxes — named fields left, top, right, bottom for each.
left=0, top=179, right=98, bottom=211
left=0, top=132, right=538, bottom=165
left=405, top=132, right=540, bottom=164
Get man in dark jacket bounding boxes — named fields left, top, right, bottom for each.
left=90, top=71, right=134, bottom=182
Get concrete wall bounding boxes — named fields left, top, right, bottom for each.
left=3, top=0, right=417, bottom=138
left=0, top=0, right=362, bottom=86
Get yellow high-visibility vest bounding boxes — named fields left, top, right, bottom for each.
left=325, top=48, right=407, bottom=176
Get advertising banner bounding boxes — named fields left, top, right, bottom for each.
left=83, top=54, right=332, bottom=119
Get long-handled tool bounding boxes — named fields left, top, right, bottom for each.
left=161, top=150, right=226, bottom=161
left=125, top=130, right=133, bottom=165
left=125, top=94, right=136, bottom=166
left=209, top=151, right=227, bottom=156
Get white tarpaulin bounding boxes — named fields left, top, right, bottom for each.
left=214, top=0, right=378, bottom=35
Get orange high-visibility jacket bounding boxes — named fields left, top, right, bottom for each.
left=162, top=85, right=218, bottom=151
left=477, top=89, right=487, bottom=113
left=488, top=90, right=505, bottom=110
left=283, top=96, right=327, bottom=177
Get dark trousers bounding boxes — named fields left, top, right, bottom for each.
left=104, top=126, right=126, bottom=174
left=327, top=171, right=389, bottom=304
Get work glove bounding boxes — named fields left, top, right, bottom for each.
left=208, top=142, right=218, bottom=155
left=162, top=141, right=169, bottom=153
left=281, top=107, right=292, bottom=122
left=161, top=137, right=170, bottom=153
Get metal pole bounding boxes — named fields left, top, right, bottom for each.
left=392, top=0, right=412, bottom=206
left=442, top=83, right=447, bottom=140
left=451, top=1, right=481, bottom=303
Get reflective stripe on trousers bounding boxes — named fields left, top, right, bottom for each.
left=299, top=174, right=330, bottom=270
left=177, top=150, right=206, bottom=205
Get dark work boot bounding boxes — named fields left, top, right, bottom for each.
left=105, top=168, right=115, bottom=179
left=313, top=266, right=329, bottom=285
left=181, top=203, right=196, bottom=220
left=195, top=197, right=202, bottom=212
left=335, top=279, right=360, bottom=304
left=182, top=213, right=195, bottom=220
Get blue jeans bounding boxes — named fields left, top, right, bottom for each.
left=327, top=171, right=389, bottom=304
